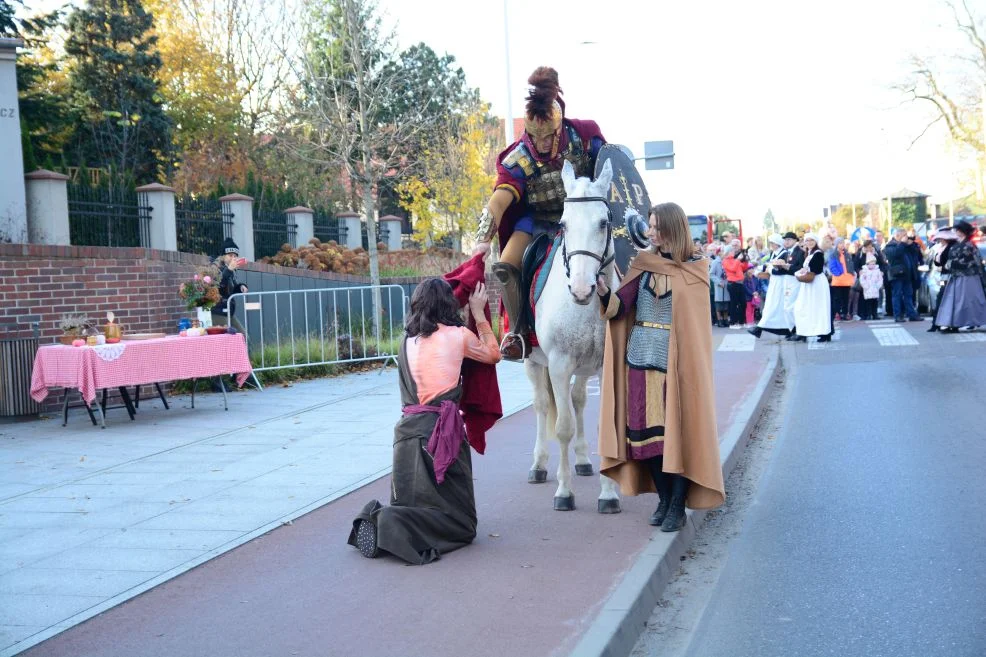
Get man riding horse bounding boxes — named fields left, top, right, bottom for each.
left=472, top=66, right=607, bottom=361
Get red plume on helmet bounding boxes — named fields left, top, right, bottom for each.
left=525, top=66, right=565, bottom=120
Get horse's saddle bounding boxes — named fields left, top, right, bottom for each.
left=520, top=228, right=564, bottom=342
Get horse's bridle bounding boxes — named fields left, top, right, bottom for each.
left=561, top=196, right=615, bottom=279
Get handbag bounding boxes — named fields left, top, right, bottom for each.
left=795, top=269, right=815, bottom=283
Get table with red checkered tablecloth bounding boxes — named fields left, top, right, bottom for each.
left=30, top=333, right=253, bottom=410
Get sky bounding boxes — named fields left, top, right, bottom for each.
left=16, top=0, right=982, bottom=231
left=376, top=0, right=981, bottom=230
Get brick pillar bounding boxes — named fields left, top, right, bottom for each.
left=136, top=183, right=177, bottom=252
left=220, top=193, right=255, bottom=262
left=285, top=206, right=314, bottom=248
left=338, top=211, right=361, bottom=250
left=25, top=169, right=70, bottom=245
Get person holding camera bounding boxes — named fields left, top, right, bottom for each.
left=882, top=229, right=921, bottom=322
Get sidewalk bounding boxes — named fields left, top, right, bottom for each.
left=0, top=362, right=532, bottom=657
left=5, top=341, right=778, bottom=657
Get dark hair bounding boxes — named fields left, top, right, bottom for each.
left=405, top=278, right=464, bottom=338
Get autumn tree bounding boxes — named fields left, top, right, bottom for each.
left=898, top=1, right=986, bottom=198
left=283, top=0, right=464, bottom=332
left=63, top=0, right=172, bottom=181
left=398, top=108, right=495, bottom=244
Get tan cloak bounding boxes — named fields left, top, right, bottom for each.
left=598, top=251, right=725, bottom=510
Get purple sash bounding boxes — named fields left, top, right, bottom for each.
left=403, top=400, right=465, bottom=484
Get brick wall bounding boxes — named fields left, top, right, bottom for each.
left=0, top=244, right=504, bottom=414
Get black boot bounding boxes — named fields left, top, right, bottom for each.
left=661, top=475, right=689, bottom=532
left=493, top=262, right=529, bottom=361
left=747, top=326, right=762, bottom=339
left=646, top=456, right=671, bottom=526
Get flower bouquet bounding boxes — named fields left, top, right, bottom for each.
left=179, top=266, right=221, bottom=312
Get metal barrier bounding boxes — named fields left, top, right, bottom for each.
left=226, top=285, right=408, bottom=374
left=0, top=328, right=42, bottom=417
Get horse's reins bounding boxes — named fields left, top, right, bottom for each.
left=561, top=196, right=615, bottom=280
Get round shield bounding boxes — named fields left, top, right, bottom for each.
left=594, top=144, right=651, bottom=276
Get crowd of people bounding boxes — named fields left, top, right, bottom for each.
left=705, top=223, right=986, bottom=339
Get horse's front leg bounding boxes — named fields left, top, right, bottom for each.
left=525, top=360, right=549, bottom=484
left=548, top=360, right=576, bottom=511
left=572, top=375, right=593, bottom=477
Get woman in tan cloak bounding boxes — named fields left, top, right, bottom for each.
left=595, top=203, right=725, bottom=531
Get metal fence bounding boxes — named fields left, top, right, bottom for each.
left=68, top=183, right=151, bottom=247
left=360, top=222, right=392, bottom=250
left=313, top=211, right=345, bottom=245
left=226, top=285, right=408, bottom=373
left=253, top=208, right=297, bottom=259
left=176, top=196, right=233, bottom=256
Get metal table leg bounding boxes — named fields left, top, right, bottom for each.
left=218, top=376, right=229, bottom=411
left=89, top=396, right=106, bottom=429
left=190, top=379, right=197, bottom=409
left=133, top=385, right=140, bottom=409
left=62, top=389, right=71, bottom=427
left=118, top=387, right=137, bottom=420
left=155, top=383, right=170, bottom=409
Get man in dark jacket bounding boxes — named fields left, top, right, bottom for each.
left=212, top=238, right=248, bottom=330
left=882, top=229, right=921, bottom=322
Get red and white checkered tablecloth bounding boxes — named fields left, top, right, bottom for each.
left=30, top=333, right=253, bottom=404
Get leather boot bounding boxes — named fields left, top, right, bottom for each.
left=646, top=456, right=671, bottom=526
left=661, top=475, right=689, bottom=532
left=493, top=262, right=529, bottom=361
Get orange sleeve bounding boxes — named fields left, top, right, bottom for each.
left=461, top=322, right=501, bottom=365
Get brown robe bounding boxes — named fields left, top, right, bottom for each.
left=598, top=251, right=726, bottom=510
left=347, top=338, right=477, bottom=564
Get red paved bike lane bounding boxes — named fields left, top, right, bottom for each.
left=22, top=349, right=770, bottom=657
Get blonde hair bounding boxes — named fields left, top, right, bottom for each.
left=651, top=202, right=697, bottom=263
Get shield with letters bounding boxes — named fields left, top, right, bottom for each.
left=594, top=144, right=651, bottom=277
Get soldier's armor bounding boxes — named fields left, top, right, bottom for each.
left=627, top=272, right=671, bottom=372
left=501, top=125, right=593, bottom=223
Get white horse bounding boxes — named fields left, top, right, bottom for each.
left=526, top=159, right=621, bottom=513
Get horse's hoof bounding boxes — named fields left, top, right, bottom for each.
left=528, top=469, right=548, bottom=484
left=575, top=463, right=594, bottom=476
left=553, top=495, right=575, bottom=511
left=597, top=498, right=622, bottom=514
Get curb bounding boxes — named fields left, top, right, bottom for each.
left=568, top=348, right=782, bottom=657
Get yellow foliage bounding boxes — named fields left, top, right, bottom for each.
left=398, top=110, right=495, bottom=242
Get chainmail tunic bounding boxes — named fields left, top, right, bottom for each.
left=627, top=272, right=671, bottom=371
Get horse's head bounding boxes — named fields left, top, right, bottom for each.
left=560, top=159, right=615, bottom=305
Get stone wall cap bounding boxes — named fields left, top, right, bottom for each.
left=25, top=169, right=70, bottom=181
left=0, top=38, right=25, bottom=50
left=135, top=182, right=176, bottom=193
left=284, top=206, right=314, bottom=214
left=219, top=193, right=254, bottom=202
left=379, top=214, right=404, bottom=221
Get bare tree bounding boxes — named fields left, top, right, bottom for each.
left=280, top=0, right=447, bottom=332
left=898, top=0, right=986, bottom=196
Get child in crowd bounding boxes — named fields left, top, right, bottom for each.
left=859, top=254, right=884, bottom=320
left=743, top=266, right=758, bottom=326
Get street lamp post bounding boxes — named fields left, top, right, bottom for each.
left=502, top=0, right=513, bottom=148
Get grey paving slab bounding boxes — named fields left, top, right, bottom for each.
left=0, top=594, right=104, bottom=627
left=0, top=567, right=158, bottom=597
left=29, top=547, right=202, bottom=573
left=0, top=628, right=46, bottom=655
left=82, top=529, right=243, bottom=552
left=129, top=510, right=278, bottom=532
